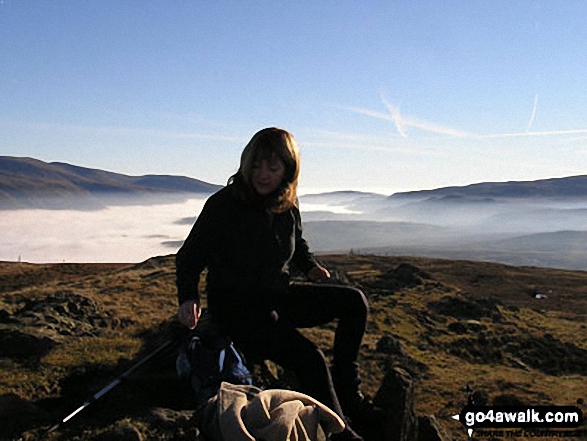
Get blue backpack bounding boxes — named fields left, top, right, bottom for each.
left=176, top=316, right=253, bottom=405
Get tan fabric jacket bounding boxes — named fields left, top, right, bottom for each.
left=197, top=382, right=345, bottom=441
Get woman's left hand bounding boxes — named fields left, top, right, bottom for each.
left=308, top=265, right=331, bottom=282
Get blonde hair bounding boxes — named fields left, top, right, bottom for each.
left=229, top=127, right=300, bottom=212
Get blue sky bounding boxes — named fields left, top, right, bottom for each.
left=2, top=1, right=587, bottom=194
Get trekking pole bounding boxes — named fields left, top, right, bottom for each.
left=45, top=339, right=175, bottom=434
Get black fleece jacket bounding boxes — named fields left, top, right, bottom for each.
left=175, top=185, right=318, bottom=315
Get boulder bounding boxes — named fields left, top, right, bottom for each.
left=366, top=368, right=450, bottom=441
left=417, top=415, right=450, bottom=441
left=372, top=368, right=417, bottom=441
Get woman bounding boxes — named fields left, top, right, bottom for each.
left=176, top=128, right=368, bottom=441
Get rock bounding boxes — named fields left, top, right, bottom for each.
left=417, top=415, right=451, bottom=441
left=374, top=263, right=432, bottom=292
left=366, top=369, right=451, bottom=441
left=372, top=368, right=417, bottom=441
left=375, top=335, right=403, bottom=355
left=394, top=263, right=430, bottom=285
left=13, top=291, right=117, bottom=339
left=428, top=294, right=502, bottom=321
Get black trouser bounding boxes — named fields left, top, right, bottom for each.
left=216, top=283, right=368, bottom=419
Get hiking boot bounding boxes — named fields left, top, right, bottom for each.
left=331, top=365, right=365, bottom=417
left=339, top=389, right=386, bottom=427
left=337, top=388, right=365, bottom=416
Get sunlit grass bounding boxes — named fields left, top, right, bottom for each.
left=41, top=337, right=142, bottom=368
left=2, top=254, right=586, bottom=440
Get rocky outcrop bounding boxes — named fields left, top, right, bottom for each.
left=366, top=367, right=449, bottom=441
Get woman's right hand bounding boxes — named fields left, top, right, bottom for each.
left=308, top=265, right=331, bottom=282
left=178, top=300, right=202, bottom=329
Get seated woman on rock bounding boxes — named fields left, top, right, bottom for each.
left=176, top=127, right=370, bottom=441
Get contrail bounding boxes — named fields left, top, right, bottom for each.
left=342, top=105, right=470, bottom=138
left=342, top=98, right=587, bottom=140
left=527, top=94, right=538, bottom=132
left=481, top=129, right=587, bottom=139
left=380, top=93, right=408, bottom=138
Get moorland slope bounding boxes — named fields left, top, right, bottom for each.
left=0, top=157, right=220, bottom=208
left=1, top=254, right=586, bottom=440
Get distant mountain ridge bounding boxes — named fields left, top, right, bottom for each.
left=390, top=175, right=587, bottom=200
left=0, top=156, right=221, bottom=205
left=3, top=156, right=586, bottom=205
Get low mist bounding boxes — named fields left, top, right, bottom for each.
left=0, top=195, right=208, bottom=263
left=299, top=193, right=587, bottom=271
left=2, top=191, right=586, bottom=270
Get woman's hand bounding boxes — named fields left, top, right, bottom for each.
left=308, top=265, right=331, bottom=282
left=178, top=300, right=202, bottom=329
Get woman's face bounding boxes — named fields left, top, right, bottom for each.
left=251, top=156, right=286, bottom=196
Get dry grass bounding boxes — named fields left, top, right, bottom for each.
left=1, top=253, right=586, bottom=440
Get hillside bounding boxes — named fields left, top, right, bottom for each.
left=354, top=230, right=587, bottom=271
left=1, top=254, right=585, bottom=440
left=390, top=175, right=587, bottom=200
left=4, top=156, right=587, bottom=205
left=0, top=156, right=220, bottom=208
